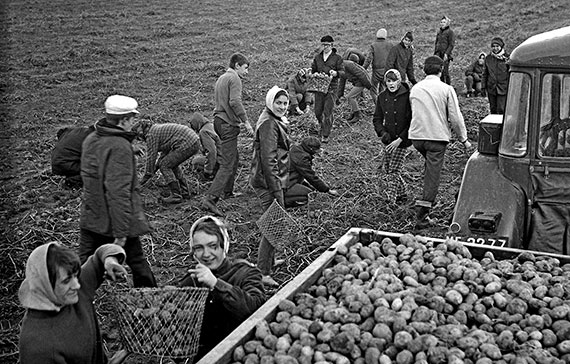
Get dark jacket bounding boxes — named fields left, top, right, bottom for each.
left=434, top=26, right=455, bottom=60
left=311, top=48, right=345, bottom=93
left=51, top=125, right=95, bottom=176
left=364, top=38, right=393, bottom=71
left=287, top=143, right=330, bottom=193
left=80, top=118, right=149, bottom=238
left=372, top=83, right=412, bottom=148
left=337, top=60, right=373, bottom=98
left=342, top=47, right=366, bottom=66
left=249, top=109, right=290, bottom=193
left=464, top=53, right=486, bottom=81
left=285, top=72, right=309, bottom=107
left=386, top=42, right=416, bottom=84
left=179, top=258, right=266, bottom=359
left=483, top=52, right=510, bottom=95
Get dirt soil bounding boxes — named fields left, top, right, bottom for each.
left=1, top=0, right=569, bottom=362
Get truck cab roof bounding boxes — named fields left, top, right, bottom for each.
left=510, top=26, right=570, bottom=68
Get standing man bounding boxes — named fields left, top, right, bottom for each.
left=482, top=37, right=510, bottom=114
left=408, top=56, right=471, bottom=230
left=202, top=53, right=253, bottom=216
left=138, top=121, right=200, bottom=203
left=363, top=28, right=393, bottom=94
left=79, top=95, right=157, bottom=288
left=434, top=16, right=456, bottom=85
left=311, top=35, right=345, bottom=144
left=386, top=31, right=417, bottom=86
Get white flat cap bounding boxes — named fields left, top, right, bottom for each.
left=104, top=95, right=139, bottom=115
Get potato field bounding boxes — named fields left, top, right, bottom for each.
left=1, top=0, right=569, bottom=363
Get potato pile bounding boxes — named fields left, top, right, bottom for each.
left=231, top=234, right=570, bottom=364
left=116, top=287, right=207, bottom=358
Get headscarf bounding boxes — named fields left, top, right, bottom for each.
left=19, top=242, right=64, bottom=312
left=265, top=85, right=289, bottom=123
left=188, top=215, right=230, bottom=254
left=384, top=69, right=402, bottom=93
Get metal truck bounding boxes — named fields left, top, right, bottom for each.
left=450, top=26, right=570, bottom=254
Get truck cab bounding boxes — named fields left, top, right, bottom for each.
left=450, top=27, right=570, bottom=254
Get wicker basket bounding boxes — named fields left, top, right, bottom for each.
left=256, top=200, right=304, bottom=250
left=306, top=74, right=332, bottom=93
left=113, top=286, right=209, bottom=361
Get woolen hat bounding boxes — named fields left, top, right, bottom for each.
left=403, top=31, right=413, bottom=41
left=301, top=136, right=321, bottom=154
left=320, top=35, right=334, bottom=43
left=376, top=28, right=387, bottom=39
left=425, top=55, right=443, bottom=67
left=104, top=95, right=139, bottom=115
left=348, top=54, right=359, bottom=63
left=491, top=37, right=505, bottom=48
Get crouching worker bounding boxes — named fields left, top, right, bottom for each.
left=51, top=125, right=95, bottom=188
left=286, top=68, right=313, bottom=116
left=189, top=112, right=221, bottom=181
left=136, top=120, right=201, bottom=203
left=178, top=216, right=266, bottom=360
left=19, top=242, right=129, bottom=364
left=285, top=136, right=339, bottom=207
left=337, top=54, right=377, bottom=123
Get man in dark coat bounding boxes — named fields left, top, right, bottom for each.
left=337, top=54, right=376, bottom=122
left=482, top=36, right=510, bottom=114
left=386, top=31, right=417, bottom=86
left=51, top=125, right=95, bottom=188
left=79, top=95, right=157, bottom=288
left=285, top=137, right=338, bottom=207
left=434, top=16, right=456, bottom=85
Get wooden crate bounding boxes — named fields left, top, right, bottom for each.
left=196, top=228, right=570, bottom=364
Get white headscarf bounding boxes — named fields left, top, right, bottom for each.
left=265, top=85, right=289, bottom=122
left=188, top=215, right=230, bottom=254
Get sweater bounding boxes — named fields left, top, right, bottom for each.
left=213, top=68, right=248, bottom=126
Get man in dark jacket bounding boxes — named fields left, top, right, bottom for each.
left=285, top=137, right=339, bottom=207
left=342, top=47, right=366, bottom=67
left=482, top=36, right=510, bottom=114
left=311, top=35, right=345, bottom=144
left=51, top=125, right=95, bottom=188
left=179, top=216, right=266, bottom=360
left=386, top=31, right=417, bottom=86
left=434, top=16, right=456, bottom=85
left=337, top=54, right=377, bottom=122
left=79, top=94, right=157, bottom=288
left=364, top=28, right=393, bottom=94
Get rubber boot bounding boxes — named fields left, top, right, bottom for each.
left=178, top=178, right=191, bottom=199
left=415, top=206, right=434, bottom=230
left=163, top=181, right=183, bottom=204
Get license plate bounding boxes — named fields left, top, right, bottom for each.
left=449, top=236, right=509, bottom=247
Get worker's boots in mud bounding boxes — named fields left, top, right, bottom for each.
left=415, top=206, right=436, bottom=230
left=163, top=181, right=183, bottom=204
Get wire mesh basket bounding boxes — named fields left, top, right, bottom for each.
left=113, top=286, right=209, bottom=361
left=256, top=200, right=304, bottom=250
left=306, top=74, right=332, bottom=93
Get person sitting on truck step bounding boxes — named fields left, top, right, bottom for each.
left=178, top=216, right=267, bottom=361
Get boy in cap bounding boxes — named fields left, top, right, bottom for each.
left=386, top=31, right=417, bottom=86
left=482, top=36, right=510, bottom=114
left=79, top=95, right=157, bottom=288
left=18, top=242, right=129, bottom=364
left=137, top=120, right=200, bottom=203
left=364, top=28, right=393, bottom=94
left=311, top=35, right=345, bottom=143
left=336, top=53, right=376, bottom=122
left=189, top=112, right=221, bottom=181
left=285, top=68, right=313, bottom=116
left=434, top=16, right=456, bottom=85
left=285, top=136, right=339, bottom=207
left=51, top=124, right=95, bottom=188
left=408, top=56, right=471, bottom=230
left=178, top=216, right=266, bottom=360
left=202, top=53, right=253, bottom=216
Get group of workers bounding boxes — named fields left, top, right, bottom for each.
left=22, top=16, right=511, bottom=364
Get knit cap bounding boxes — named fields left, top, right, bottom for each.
left=348, top=54, right=359, bottom=63
left=301, top=136, right=321, bottom=155
left=491, top=37, right=505, bottom=48
left=376, top=28, right=387, bottom=39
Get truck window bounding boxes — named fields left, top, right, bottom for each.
left=538, top=73, right=570, bottom=158
left=500, top=72, right=531, bottom=157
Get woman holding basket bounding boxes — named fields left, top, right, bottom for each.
left=249, top=85, right=291, bottom=287
left=179, top=216, right=266, bottom=360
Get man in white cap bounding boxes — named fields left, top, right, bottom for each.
left=79, top=95, right=157, bottom=288
left=364, top=28, right=393, bottom=94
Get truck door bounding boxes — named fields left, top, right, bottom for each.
left=528, top=73, right=570, bottom=254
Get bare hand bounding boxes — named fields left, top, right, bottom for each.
left=104, top=257, right=128, bottom=281
left=243, top=122, right=254, bottom=137
left=385, top=138, right=402, bottom=153
left=328, top=189, right=340, bottom=196
left=113, top=237, right=127, bottom=247
left=329, top=70, right=338, bottom=78
left=462, top=140, right=473, bottom=149
left=188, top=263, right=217, bottom=289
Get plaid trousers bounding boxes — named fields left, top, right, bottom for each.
left=380, top=147, right=407, bottom=202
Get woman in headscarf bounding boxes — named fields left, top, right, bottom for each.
left=249, top=86, right=291, bottom=287
left=178, top=215, right=266, bottom=360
